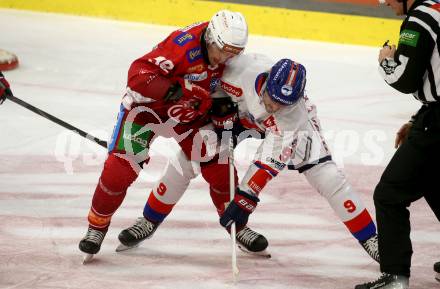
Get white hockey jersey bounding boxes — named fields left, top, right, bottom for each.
left=219, top=53, right=331, bottom=196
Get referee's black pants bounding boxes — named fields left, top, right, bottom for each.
left=374, top=104, right=440, bottom=277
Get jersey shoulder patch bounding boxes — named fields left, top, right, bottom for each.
left=399, top=29, right=420, bottom=47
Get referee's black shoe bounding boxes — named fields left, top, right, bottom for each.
left=354, top=273, right=408, bottom=289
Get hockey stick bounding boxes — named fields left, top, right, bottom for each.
left=6, top=94, right=108, bottom=148
left=228, top=136, right=239, bottom=282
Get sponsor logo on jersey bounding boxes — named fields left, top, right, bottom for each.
left=173, top=32, right=194, bottom=46
left=210, top=78, right=220, bottom=92
left=123, top=132, right=149, bottom=148
left=186, top=47, right=203, bottom=63
left=262, top=115, right=279, bottom=134
left=266, top=157, right=286, bottom=171
left=247, top=169, right=272, bottom=194
left=220, top=80, right=242, bottom=97
left=184, top=71, right=208, bottom=81
left=399, top=29, right=420, bottom=47
left=187, top=64, right=205, bottom=73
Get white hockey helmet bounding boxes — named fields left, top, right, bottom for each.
left=206, top=10, right=248, bottom=55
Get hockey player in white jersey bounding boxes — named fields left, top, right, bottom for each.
left=217, top=54, right=379, bottom=261
left=118, top=54, right=379, bottom=262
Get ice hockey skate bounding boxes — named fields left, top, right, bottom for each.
left=116, top=217, right=159, bottom=252
left=434, top=261, right=440, bottom=282
left=79, top=227, right=107, bottom=264
left=235, top=226, right=270, bottom=258
left=359, top=233, right=380, bottom=263
left=355, top=273, right=409, bottom=289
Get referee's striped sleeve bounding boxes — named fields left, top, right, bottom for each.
left=379, top=1, right=440, bottom=102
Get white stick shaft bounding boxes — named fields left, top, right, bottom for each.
left=229, top=137, right=239, bottom=281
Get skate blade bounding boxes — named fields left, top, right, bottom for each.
left=237, top=244, right=271, bottom=258
left=82, top=254, right=94, bottom=264
left=436, top=272, right=440, bottom=282
left=115, top=243, right=139, bottom=252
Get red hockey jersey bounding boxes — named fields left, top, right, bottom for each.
left=126, top=21, right=224, bottom=120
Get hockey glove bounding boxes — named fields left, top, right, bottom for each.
left=168, top=79, right=212, bottom=123
left=210, top=97, right=263, bottom=147
left=211, top=97, right=240, bottom=146
left=0, top=72, right=12, bottom=105
left=220, top=189, right=259, bottom=228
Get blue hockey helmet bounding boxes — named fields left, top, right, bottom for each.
left=265, top=59, right=306, bottom=105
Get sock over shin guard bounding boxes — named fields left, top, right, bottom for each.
left=88, top=153, right=139, bottom=230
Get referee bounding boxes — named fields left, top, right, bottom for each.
left=355, top=0, right=440, bottom=288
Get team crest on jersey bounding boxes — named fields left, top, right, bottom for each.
left=184, top=71, right=208, bottom=81
left=187, top=64, right=204, bottom=73
left=432, top=3, right=440, bottom=12
left=186, top=47, right=203, bottom=63
left=167, top=103, right=199, bottom=123
left=220, top=80, right=243, bottom=97
left=262, top=115, right=280, bottom=134
left=173, top=32, right=194, bottom=46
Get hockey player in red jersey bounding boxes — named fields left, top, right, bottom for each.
left=78, top=10, right=270, bottom=260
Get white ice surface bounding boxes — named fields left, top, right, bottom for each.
left=0, top=9, right=438, bottom=289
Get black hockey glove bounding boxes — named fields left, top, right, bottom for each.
left=0, top=71, right=12, bottom=105
left=220, top=189, right=259, bottom=228
left=210, top=97, right=263, bottom=147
